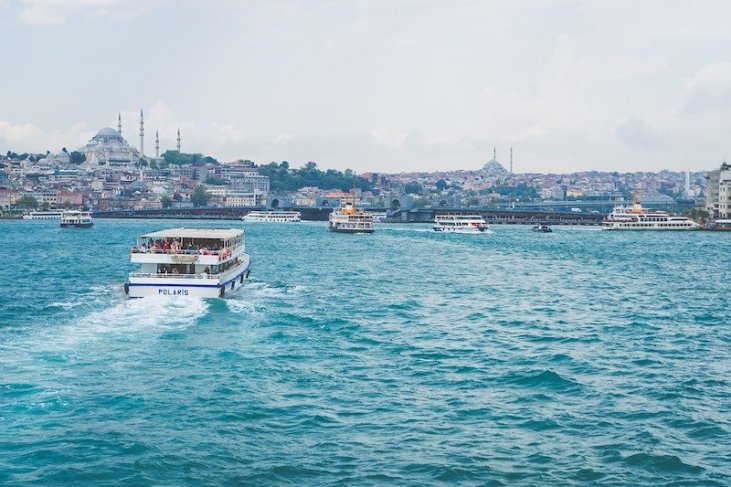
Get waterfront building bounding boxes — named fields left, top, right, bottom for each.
left=706, top=163, right=731, bottom=218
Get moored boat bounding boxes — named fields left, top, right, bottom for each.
left=532, top=224, right=552, bottom=233
left=433, top=213, right=488, bottom=233
left=602, top=196, right=699, bottom=230
left=60, top=210, right=93, bottom=228
left=329, top=201, right=374, bottom=233
left=125, top=228, right=251, bottom=298
left=22, top=209, right=65, bottom=220
left=242, top=210, right=301, bottom=223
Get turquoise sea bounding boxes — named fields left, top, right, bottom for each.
left=1, top=219, right=730, bottom=485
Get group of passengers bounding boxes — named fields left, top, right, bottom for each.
left=158, top=264, right=211, bottom=275
left=138, top=239, right=222, bottom=255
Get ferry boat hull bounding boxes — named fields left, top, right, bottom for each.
left=126, top=259, right=251, bottom=299
left=60, top=222, right=93, bottom=228
left=433, top=226, right=486, bottom=234
left=329, top=222, right=375, bottom=234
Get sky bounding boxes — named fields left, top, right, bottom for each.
left=1, top=0, right=730, bottom=174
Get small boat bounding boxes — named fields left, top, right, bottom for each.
left=60, top=210, right=93, bottom=228
left=705, top=219, right=731, bottom=231
left=329, top=201, right=374, bottom=233
left=242, top=210, right=301, bottom=223
left=532, top=224, right=552, bottom=233
left=125, top=228, right=251, bottom=298
left=433, top=213, right=488, bottom=233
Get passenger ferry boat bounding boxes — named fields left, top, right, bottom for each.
left=329, top=201, right=374, bottom=233
left=365, top=210, right=388, bottom=222
left=433, top=213, right=488, bottom=233
left=60, top=210, right=93, bottom=228
left=242, top=210, right=301, bottom=223
left=125, top=228, right=251, bottom=298
left=22, top=209, right=65, bottom=220
left=602, top=197, right=699, bottom=231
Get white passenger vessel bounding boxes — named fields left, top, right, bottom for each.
left=22, top=209, right=65, bottom=220
left=602, top=197, right=699, bottom=231
left=365, top=210, right=388, bottom=222
left=125, top=228, right=251, bottom=298
left=329, top=201, right=374, bottom=233
left=60, top=210, right=93, bottom=228
left=433, top=213, right=488, bottom=233
left=242, top=210, right=301, bottom=223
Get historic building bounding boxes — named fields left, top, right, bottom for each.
left=706, top=162, right=731, bottom=218
left=79, top=127, right=141, bottom=168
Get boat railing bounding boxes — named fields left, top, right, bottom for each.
left=131, top=242, right=243, bottom=259
left=128, top=272, right=220, bottom=280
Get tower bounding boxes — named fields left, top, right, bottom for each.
left=139, top=109, right=144, bottom=156
left=685, top=170, right=691, bottom=197
left=176, top=127, right=181, bottom=152
left=493, top=146, right=496, bottom=160
left=117, top=113, right=122, bottom=136
left=155, top=130, right=160, bottom=158
left=510, top=146, right=513, bottom=174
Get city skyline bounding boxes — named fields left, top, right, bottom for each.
left=1, top=1, right=731, bottom=173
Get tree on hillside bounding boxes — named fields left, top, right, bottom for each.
left=16, top=195, right=39, bottom=209
left=191, top=185, right=211, bottom=207
left=161, top=195, right=173, bottom=208
left=69, top=151, right=86, bottom=165
left=404, top=181, right=423, bottom=194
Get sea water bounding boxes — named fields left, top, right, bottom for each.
left=1, top=219, right=729, bottom=485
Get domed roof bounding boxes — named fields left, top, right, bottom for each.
left=482, top=158, right=509, bottom=176
left=96, top=127, right=121, bottom=137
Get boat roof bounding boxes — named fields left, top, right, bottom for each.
left=141, top=228, right=244, bottom=240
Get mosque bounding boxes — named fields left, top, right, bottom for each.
left=79, top=111, right=181, bottom=168
left=481, top=146, right=512, bottom=177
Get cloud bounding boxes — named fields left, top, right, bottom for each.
left=16, top=0, right=145, bottom=25
left=0, top=119, right=92, bottom=152
left=681, top=61, right=731, bottom=115
left=615, top=117, right=659, bottom=148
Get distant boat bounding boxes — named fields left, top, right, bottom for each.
left=60, top=210, right=93, bottom=228
left=242, top=210, right=301, bottom=223
left=329, top=201, right=374, bottom=233
left=22, top=209, right=65, bottom=220
left=365, top=211, right=387, bottom=222
left=602, top=196, right=699, bottom=231
left=433, top=213, right=488, bottom=233
left=532, top=224, right=552, bottom=233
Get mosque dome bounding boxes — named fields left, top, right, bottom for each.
left=79, top=125, right=140, bottom=167
left=482, top=158, right=509, bottom=177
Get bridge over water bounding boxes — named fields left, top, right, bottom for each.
left=94, top=207, right=604, bottom=225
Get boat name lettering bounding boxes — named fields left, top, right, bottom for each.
left=158, top=289, right=189, bottom=296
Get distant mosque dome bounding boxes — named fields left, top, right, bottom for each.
left=95, top=127, right=123, bottom=139
left=79, top=125, right=141, bottom=168
left=482, top=157, right=509, bottom=177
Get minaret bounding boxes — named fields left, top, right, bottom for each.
left=685, top=171, right=691, bottom=197
left=139, top=109, right=145, bottom=156
left=493, top=146, right=496, bottom=160
left=510, top=146, right=513, bottom=174
left=176, top=127, right=181, bottom=152
left=155, top=130, right=160, bottom=158
left=117, top=113, right=122, bottom=136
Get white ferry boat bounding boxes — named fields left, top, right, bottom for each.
left=22, top=209, right=65, bottom=220
left=60, top=210, right=93, bottom=228
left=433, top=213, right=488, bottom=233
left=329, top=201, right=374, bottom=233
left=365, top=210, right=388, bottom=222
left=602, top=197, right=699, bottom=231
left=125, top=228, right=251, bottom=298
left=242, top=210, right=301, bottom=223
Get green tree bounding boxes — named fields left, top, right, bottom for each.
left=16, top=195, right=39, bottom=209
left=191, top=185, right=211, bottom=207
left=436, top=179, right=448, bottom=191
left=404, top=181, right=423, bottom=194
left=41, top=202, right=50, bottom=211
left=161, top=195, right=173, bottom=208
left=69, top=151, right=86, bottom=164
